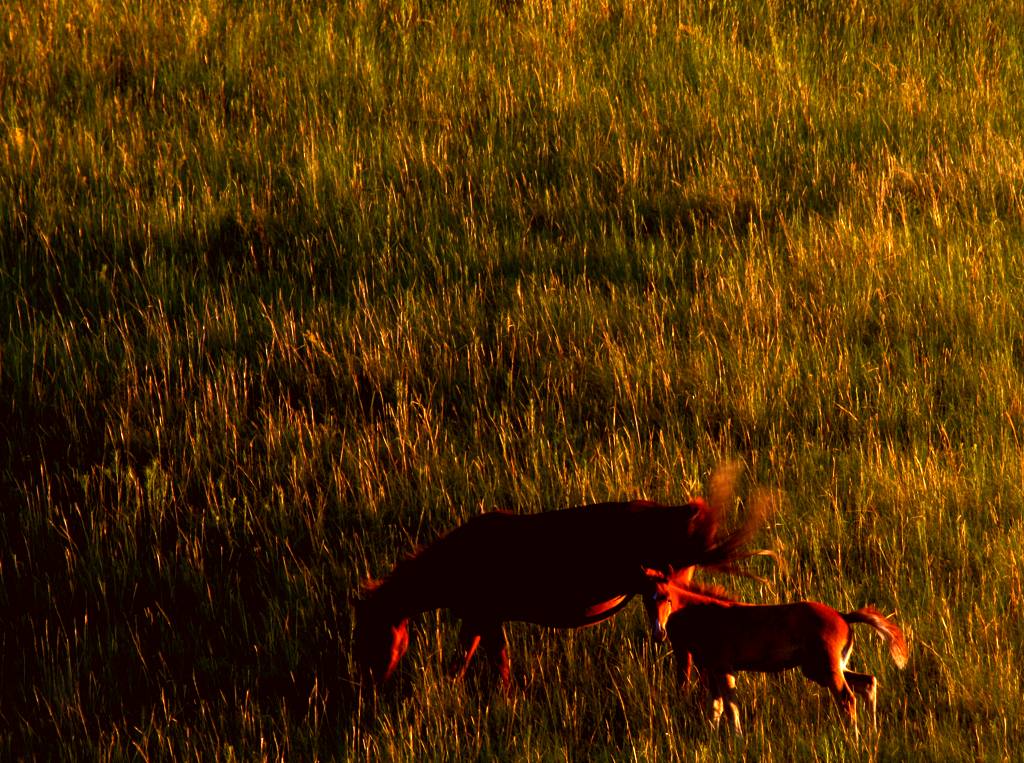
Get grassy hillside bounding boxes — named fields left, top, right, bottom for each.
left=2, top=0, right=1023, bottom=758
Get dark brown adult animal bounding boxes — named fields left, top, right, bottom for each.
left=640, top=569, right=909, bottom=736
left=353, top=498, right=761, bottom=686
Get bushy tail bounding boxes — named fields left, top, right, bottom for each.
left=844, top=606, right=909, bottom=668
left=700, top=479, right=776, bottom=576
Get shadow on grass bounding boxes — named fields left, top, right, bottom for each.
left=1, top=461, right=368, bottom=757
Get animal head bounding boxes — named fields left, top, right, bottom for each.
left=352, top=591, right=410, bottom=684
left=639, top=567, right=732, bottom=642
left=639, top=567, right=678, bottom=642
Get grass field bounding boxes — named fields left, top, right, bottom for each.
left=3, top=0, right=1024, bottom=758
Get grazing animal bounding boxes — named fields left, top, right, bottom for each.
left=353, top=498, right=763, bottom=686
left=640, top=569, right=908, bottom=735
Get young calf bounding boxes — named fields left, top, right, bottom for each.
left=641, top=569, right=908, bottom=735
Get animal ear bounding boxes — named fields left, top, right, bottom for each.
left=673, top=565, right=695, bottom=584
left=684, top=498, right=709, bottom=529
left=350, top=577, right=381, bottom=608
left=681, top=500, right=701, bottom=522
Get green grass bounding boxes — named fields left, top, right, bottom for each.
left=3, top=0, right=1024, bottom=758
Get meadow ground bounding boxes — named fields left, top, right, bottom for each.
left=2, top=0, right=1024, bottom=759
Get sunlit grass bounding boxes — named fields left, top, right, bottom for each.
left=3, top=0, right=1024, bottom=759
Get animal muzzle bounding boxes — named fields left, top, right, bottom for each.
left=652, top=622, right=667, bottom=643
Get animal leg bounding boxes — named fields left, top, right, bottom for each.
left=844, top=671, right=877, bottom=731
left=826, top=670, right=858, bottom=738
left=674, top=650, right=693, bottom=688
left=480, top=623, right=512, bottom=688
left=449, top=625, right=482, bottom=680
left=705, top=671, right=741, bottom=734
left=719, top=673, right=741, bottom=735
left=698, top=669, right=723, bottom=728
left=710, top=695, right=725, bottom=729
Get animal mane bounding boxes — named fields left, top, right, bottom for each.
left=651, top=568, right=738, bottom=603
left=683, top=580, right=737, bottom=602
left=359, top=544, right=425, bottom=599
left=353, top=537, right=430, bottom=614
left=659, top=573, right=737, bottom=603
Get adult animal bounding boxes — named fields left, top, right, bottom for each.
left=353, top=498, right=761, bottom=685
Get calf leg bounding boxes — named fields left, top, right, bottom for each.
left=698, top=669, right=721, bottom=727
left=804, top=656, right=860, bottom=737
left=844, top=671, right=877, bottom=730
left=706, top=671, right=742, bottom=735
left=825, top=669, right=858, bottom=738
left=674, top=650, right=693, bottom=688
left=721, top=673, right=741, bottom=735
